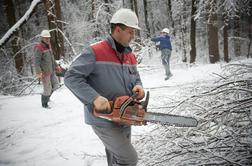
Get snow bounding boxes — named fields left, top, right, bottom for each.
left=0, top=50, right=248, bottom=166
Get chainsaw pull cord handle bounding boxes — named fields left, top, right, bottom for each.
left=119, top=93, right=138, bottom=118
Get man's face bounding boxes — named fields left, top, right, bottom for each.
left=42, top=37, right=50, bottom=45
left=117, top=26, right=136, bottom=47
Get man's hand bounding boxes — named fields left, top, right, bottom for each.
left=93, top=96, right=111, bottom=113
left=132, top=85, right=145, bottom=100
left=36, top=73, right=43, bottom=79
left=55, top=65, right=62, bottom=73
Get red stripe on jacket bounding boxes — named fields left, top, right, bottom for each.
left=91, top=40, right=137, bottom=65
left=34, top=43, right=50, bottom=53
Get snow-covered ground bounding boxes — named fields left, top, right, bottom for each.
left=0, top=50, right=241, bottom=166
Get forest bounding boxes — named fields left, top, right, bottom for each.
left=0, top=0, right=252, bottom=165
left=0, top=0, right=251, bottom=95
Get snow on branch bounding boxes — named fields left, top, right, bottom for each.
left=50, top=28, right=77, bottom=56
left=0, top=0, right=41, bottom=47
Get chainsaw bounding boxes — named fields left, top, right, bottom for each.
left=93, top=91, right=198, bottom=127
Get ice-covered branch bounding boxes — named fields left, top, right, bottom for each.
left=0, top=0, right=41, bottom=47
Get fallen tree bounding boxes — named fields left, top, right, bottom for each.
left=136, top=62, right=252, bottom=166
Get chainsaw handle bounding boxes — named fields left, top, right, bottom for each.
left=93, top=101, right=113, bottom=114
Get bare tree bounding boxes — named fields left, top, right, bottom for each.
left=122, top=0, right=133, bottom=9
left=189, top=0, right=197, bottom=63
left=223, top=16, right=229, bottom=62
left=4, top=0, right=24, bottom=74
left=206, top=0, right=220, bottom=63
left=166, top=0, right=174, bottom=32
left=42, top=0, right=64, bottom=60
left=143, top=0, right=150, bottom=37
left=91, top=0, right=100, bottom=38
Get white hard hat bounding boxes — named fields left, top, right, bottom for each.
left=161, top=28, right=170, bottom=34
left=40, top=30, right=51, bottom=38
left=110, top=8, right=140, bottom=30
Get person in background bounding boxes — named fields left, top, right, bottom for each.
left=151, top=28, right=173, bottom=80
left=64, top=8, right=145, bottom=166
left=34, top=30, right=61, bottom=108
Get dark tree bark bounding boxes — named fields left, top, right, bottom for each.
left=167, top=0, right=174, bottom=35
left=122, top=0, right=133, bottom=9
left=143, top=0, right=150, bottom=37
left=189, top=0, right=197, bottom=63
left=223, top=23, right=229, bottom=62
left=248, top=33, right=252, bottom=58
left=247, top=2, right=252, bottom=58
left=132, top=0, right=138, bottom=14
left=207, top=0, right=220, bottom=63
left=54, top=0, right=64, bottom=58
left=181, top=0, right=187, bottom=62
left=91, top=0, right=99, bottom=38
left=233, top=16, right=241, bottom=57
left=42, top=0, right=64, bottom=60
left=104, top=0, right=111, bottom=33
left=207, top=15, right=220, bottom=63
left=4, top=0, right=24, bottom=74
left=132, top=0, right=140, bottom=37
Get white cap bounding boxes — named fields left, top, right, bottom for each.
left=161, top=28, right=170, bottom=34
left=40, top=30, right=51, bottom=38
left=110, top=8, right=140, bottom=30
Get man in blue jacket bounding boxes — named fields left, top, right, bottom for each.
left=64, top=8, right=145, bottom=166
left=151, top=28, right=173, bottom=80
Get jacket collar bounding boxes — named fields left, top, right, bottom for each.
left=41, top=40, right=50, bottom=49
left=106, top=35, right=132, bottom=54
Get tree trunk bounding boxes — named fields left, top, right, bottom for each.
left=223, top=24, right=229, bottom=62
left=181, top=0, right=187, bottom=62
left=247, top=12, right=252, bottom=58
left=122, top=0, right=133, bottom=9
left=91, top=0, right=100, bottom=38
left=180, top=15, right=187, bottom=63
left=5, top=0, right=24, bottom=74
left=189, top=0, right=197, bottom=63
left=207, top=0, right=219, bottom=64
left=105, top=0, right=112, bottom=34
left=54, top=0, right=64, bottom=58
left=143, top=0, right=150, bottom=37
left=233, top=16, right=241, bottom=57
left=248, top=34, right=252, bottom=58
left=132, top=0, right=140, bottom=37
left=42, top=0, right=64, bottom=60
left=207, top=14, right=220, bottom=63
left=167, top=0, right=174, bottom=35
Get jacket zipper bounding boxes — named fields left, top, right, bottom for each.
left=115, top=51, right=128, bottom=94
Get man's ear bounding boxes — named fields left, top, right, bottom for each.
left=116, top=26, right=121, bottom=33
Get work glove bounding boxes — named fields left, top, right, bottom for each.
left=93, top=96, right=111, bottom=114
left=132, top=85, right=145, bottom=100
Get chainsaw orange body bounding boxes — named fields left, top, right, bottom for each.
left=93, top=94, right=148, bottom=125
left=93, top=92, right=199, bottom=127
